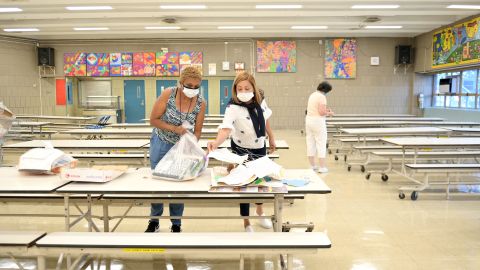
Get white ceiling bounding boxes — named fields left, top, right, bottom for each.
left=0, top=0, right=479, bottom=40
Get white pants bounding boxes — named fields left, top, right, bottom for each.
left=305, top=116, right=327, bottom=158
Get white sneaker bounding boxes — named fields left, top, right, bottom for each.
left=317, top=167, right=329, bottom=173
left=311, top=166, right=319, bottom=172
left=257, top=214, right=273, bottom=229
left=245, top=225, right=254, bottom=232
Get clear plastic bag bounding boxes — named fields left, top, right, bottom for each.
left=153, top=132, right=208, bottom=181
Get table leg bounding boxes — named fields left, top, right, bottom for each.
left=64, top=195, right=70, bottom=231
left=239, top=254, right=244, bottom=270
left=87, top=194, right=93, bottom=232
left=103, top=202, right=110, bottom=232
left=414, top=147, right=418, bottom=164
left=37, top=255, right=46, bottom=270
left=287, top=254, right=293, bottom=270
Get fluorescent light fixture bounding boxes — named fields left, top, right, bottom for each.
left=255, top=4, right=302, bottom=9
left=352, top=5, right=399, bottom=9
left=217, top=26, right=254, bottom=29
left=4, top=28, right=39, bottom=32
left=160, top=5, right=206, bottom=9
left=365, top=25, right=402, bottom=29
left=66, top=6, right=113, bottom=11
left=73, top=27, right=109, bottom=31
left=291, top=26, right=328, bottom=30
left=0, top=7, right=22, bottom=12
left=447, top=5, right=480, bottom=9
left=145, top=26, right=181, bottom=30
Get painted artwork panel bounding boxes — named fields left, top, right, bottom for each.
left=110, top=52, right=122, bottom=77
left=121, top=53, right=133, bottom=76
left=324, top=38, right=357, bottom=79
left=156, top=64, right=180, bottom=76
left=143, top=52, right=156, bottom=76
left=190, top=51, right=203, bottom=64
left=87, top=53, right=110, bottom=77
left=179, top=52, right=192, bottom=65
left=256, top=41, right=296, bottom=73
left=64, top=52, right=86, bottom=76
left=156, top=52, right=179, bottom=65
left=432, top=16, right=480, bottom=68
left=132, top=52, right=145, bottom=76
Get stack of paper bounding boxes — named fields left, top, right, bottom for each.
left=207, top=148, right=248, bottom=164
left=61, top=165, right=128, bottom=183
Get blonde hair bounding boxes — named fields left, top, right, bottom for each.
left=231, top=71, right=262, bottom=105
left=179, top=66, right=202, bottom=85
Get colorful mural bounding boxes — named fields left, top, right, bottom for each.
left=121, top=53, right=133, bottom=76
left=433, top=16, right=480, bottom=68
left=143, top=52, right=156, bottom=76
left=156, top=52, right=180, bottom=76
left=64, top=52, right=86, bottom=76
left=256, top=41, right=296, bottom=73
left=179, top=51, right=203, bottom=74
left=63, top=51, right=202, bottom=77
left=86, top=53, right=110, bottom=77
left=109, top=53, right=122, bottom=77
left=324, top=38, right=357, bottom=79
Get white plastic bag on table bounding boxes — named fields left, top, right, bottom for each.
left=152, top=132, right=208, bottom=181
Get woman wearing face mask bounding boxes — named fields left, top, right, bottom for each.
left=306, top=81, right=334, bottom=173
left=207, top=72, right=275, bottom=232
left=146, top=66, right=206, bottom=233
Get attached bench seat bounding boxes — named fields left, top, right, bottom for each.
left=0, top=231, right=46, bottom=247
left=373, top=151, right=480, bottom=158
left=36, top=231, right=330, bottom=249
left=354, top=145, right=402, bottom=151
left=405, top=163, right=480, bottom=172
left=34, top=232, right=331, bottom=270
left=340, top=137, right=380, bottom=143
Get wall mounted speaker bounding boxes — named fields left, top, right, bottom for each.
left=38, top=47, right=55, bottom=66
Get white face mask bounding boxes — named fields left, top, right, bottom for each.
left=183, top=86, right=199, bottom=98
left=237, top=92, right=254, bottom=103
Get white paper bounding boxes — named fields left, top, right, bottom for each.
left=208, top=63, right=217, bottom=75
left=208, top=148, right=248, bottom=164
left=222, top=61, right=230, bottom=71
left=245, top=156, right=282, bottom=178
left=217, top=165, right=255, bottom=186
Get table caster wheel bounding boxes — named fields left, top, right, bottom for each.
left=411, top=191, right=418, bottom=201
left=360, top=166, right=365, bottom=173
left=347, top=166, right=351, bottom=171
left=399, top=193, right=405, bottom=199
left=335, top=156, right=338, bottom=161
left=381, top=174, right=389, bottom=181
left=365, top=173, right=371, bottom=180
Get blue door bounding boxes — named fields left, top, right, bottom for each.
left=124, top=80, right=145, bottom=123
left=200, top=80, right=209, bottom=114
left=156, top=80, right=177, bottom=97
left=220, top=80, right=233, bottom=114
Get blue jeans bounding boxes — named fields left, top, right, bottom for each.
left=149, top=132, right=184, bottom=226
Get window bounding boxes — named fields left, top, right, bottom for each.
left=432, top=69, right=479, bottom=109
left=460, top=70, right=477, bottom=108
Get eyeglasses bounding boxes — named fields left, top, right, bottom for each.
left=184, top=84, right=200, bottom=90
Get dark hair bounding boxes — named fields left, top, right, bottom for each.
left=317, top=81, right=332, bottom=94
